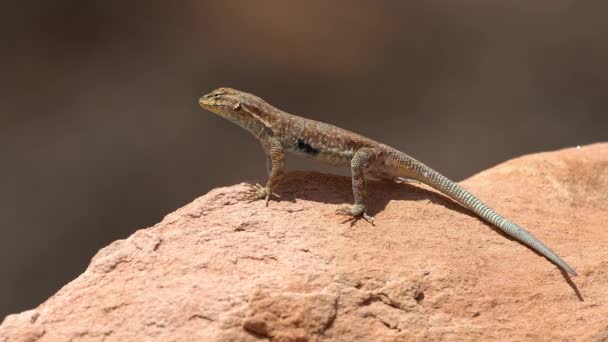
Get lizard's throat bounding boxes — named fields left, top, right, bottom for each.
left=224, top=113, right=264, bottom=136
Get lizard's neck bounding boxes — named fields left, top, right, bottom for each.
left=233, top=116, right=267, bottom=139
left=236, top=100, right=283, bottom=137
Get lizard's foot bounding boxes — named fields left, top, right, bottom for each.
left=245, top=183, right=279, bottom=206
left=335, top=204, right=374, bottom=225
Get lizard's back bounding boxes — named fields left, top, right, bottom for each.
left=277, top=112, right=381, bottom=166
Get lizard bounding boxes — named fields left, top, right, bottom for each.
left=198, top=87, right=577, bottom=276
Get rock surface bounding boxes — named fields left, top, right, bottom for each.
left=2, top=144, right=607, bottom=341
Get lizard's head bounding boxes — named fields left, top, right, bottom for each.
left=199, top=87, right=241, bottom=114
left=199, top=87, right=273, bottom=129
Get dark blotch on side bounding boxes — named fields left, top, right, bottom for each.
left=296, top=138, right=319, bottom=156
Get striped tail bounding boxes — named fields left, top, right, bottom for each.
left=407, top=160, right=576, bottom=276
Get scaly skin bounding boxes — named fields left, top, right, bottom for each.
left=199, top=87, right=577, bottom=276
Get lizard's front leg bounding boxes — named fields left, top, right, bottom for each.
left=248, top=135, right=285, bottom=206
left=336, top=147, right=379, bottom=224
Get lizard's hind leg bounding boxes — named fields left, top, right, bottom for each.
left=336, top=147, right=380, bottom=224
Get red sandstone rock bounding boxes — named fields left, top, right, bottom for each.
left=1, top=144, right=607, bottom=341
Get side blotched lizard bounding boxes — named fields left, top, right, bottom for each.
left=199, top=87, right=576, bottom=276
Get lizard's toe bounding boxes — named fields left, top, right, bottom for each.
left=335, top=205, right=374, bottom=225
left=244, top=183, right=279, bottom=204
left=362, top=212, right=375, bottom=224
left=264, top=192, right=271, bottom=206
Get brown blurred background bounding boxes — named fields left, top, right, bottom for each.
left=1, top=1, right=606, bottom=318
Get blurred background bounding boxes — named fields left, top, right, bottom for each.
left=1, top=0, right=606, bottom=318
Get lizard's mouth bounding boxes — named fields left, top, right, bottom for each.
left=198, top=96, right=214, bottom=108
left=199, top=96, right=232, bottom=109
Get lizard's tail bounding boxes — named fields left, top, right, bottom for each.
left=405, top=158, right=577, bottom=276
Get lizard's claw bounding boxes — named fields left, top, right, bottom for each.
left=395, top=177, right=419, bottom=184
left=335, top=205, right=374, bottom=225
left=245, top=183, right=279, bottom=206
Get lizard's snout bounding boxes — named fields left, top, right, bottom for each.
left=199, top=95, right=211, bottom=108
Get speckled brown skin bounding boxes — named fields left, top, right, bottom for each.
left=199, top=87, right=576, bottom=276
